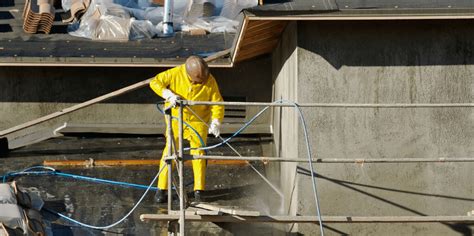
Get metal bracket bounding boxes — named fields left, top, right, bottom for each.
left=163, top=154, right=177, bottom=162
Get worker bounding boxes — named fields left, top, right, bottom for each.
left=150, top=55, right=224, bottom=203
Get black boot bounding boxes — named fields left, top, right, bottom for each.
left=194, top=190, right=203, bottom=203
left=154, top=189, right=167, bottom=204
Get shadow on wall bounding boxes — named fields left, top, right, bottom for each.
left=0, top=12, right=13, bottom=20
left=0, top=55, right=273, bottom=103
left=271, top=21, right=297, bottom=85
left=0, top=24, right=12, bottom=32
left=0, top=0, right=14, bottom=7
left=297, top=20, right=474, bottom=69
left=0, top=67, right=162, bottom=103
left=297, top=166, right=474, bottom=236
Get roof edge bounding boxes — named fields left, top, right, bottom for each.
left=245, top=8, right=474, bottom=20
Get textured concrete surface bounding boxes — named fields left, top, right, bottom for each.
left=288, top=20, right=473, bottom=235
left=271, top=21, right=300, bottom=226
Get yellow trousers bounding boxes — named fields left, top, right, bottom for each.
left=158, top=123, right=207, bottom=191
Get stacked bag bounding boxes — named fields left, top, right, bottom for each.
left=61, top=0, right=91, bottom=23
left=22, top=0, right=55, bottom=34
left=0, top=183, right=46, bottom=236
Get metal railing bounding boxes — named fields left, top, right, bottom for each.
left=161, top=100, right=474, bottom=235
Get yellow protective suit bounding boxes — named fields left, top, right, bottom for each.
left=150, top=64, right=224, bottom=191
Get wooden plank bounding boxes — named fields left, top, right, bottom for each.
left=236, top=44, right=277, bottom=62
left=243, top=22, right=286, bottom=38
left=186, top=207, right=223, bottom=216
left=244, top=20, right=268, bottom=30
left=140, top=214, right=474, bottom=223
left=231, top=16, right=249, bottom=63
left=240, top=29, right=285, bottom=47
left=196, top=210, right=222, bottom=216
left=169, top=209, right=221, bottom=216
left=193, top=203, right=261, bottom=216
left=241, top=34, right=281, bottom=49
left=239, top=40, right=279, bottom=53
left=187, top=29, right=207, bottom=36
left=240, top=38, right=281, bottom=52
left=8, top=124, right=66, bottom=150
left=239, top=38, right=280, bottom=53
left=236, top=50, right=273, bottom=63
left=0, top=49, right=231, bottom=137
left=245, top=20, right=279, bottom=31
left=246, top=20, right=283, bottom=31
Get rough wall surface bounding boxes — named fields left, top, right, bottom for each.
left=271, top=21, right=300, bottom=226
left=0, top=57, right=272, bottom=139
left=293, top=20, right=473, bottom=235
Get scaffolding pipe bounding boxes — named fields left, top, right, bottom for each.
left=183, top=101, right=474, bottom=108
left=140, top=214, right=474, bottom=224
left=166, top=114, right=173, bottom=214
left=193, top=155, right=474, bottom=163
left=178, top=103, right=185, bottom=235
left=162, top=0, right=174, bottom=35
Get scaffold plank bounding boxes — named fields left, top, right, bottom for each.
left=193, top=203, right=261, bottom=216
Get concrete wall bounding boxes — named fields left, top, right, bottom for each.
left=0, top=56, right=273, bottom=139
left=276, top=20, right=473, bottom=235
left=271, top=21, right=299, bottom=218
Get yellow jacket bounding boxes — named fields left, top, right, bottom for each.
left=150, top=64, right=224, bottom=127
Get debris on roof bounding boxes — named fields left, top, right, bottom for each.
left=22, top=0, right=55, bottom=34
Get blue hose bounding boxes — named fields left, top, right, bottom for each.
left=1, top=167, right=159, bottom=191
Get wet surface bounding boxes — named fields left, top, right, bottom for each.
left=0, top=135, right=281, bottom=235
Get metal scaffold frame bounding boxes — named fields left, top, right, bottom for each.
left=157, top=99, right=474, bottom=236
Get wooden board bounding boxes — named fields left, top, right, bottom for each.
left=237, top=44, right=277, bottom=62
left=242, top=23, right=286, bottom=38
left=240, top=30, right=285, bottom=47
left=240, top=38, right=280, bottom=53
left=193, top=203, right=261, bottom=217
left=186, top=207, right=223, bottom=216
left=234, top=20, right=287, bottom=63
left=8, top=124, right=66, bottom=150
left=245, top=20, right=280, bottom=31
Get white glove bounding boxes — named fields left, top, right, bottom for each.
left=208, top=119, right=221, bottom=137
left=162, top=89, right=180, bottom=107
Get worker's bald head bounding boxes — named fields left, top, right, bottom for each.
left=186, top=56, right=209, bottom=84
